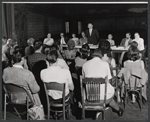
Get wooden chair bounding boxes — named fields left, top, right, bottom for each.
left=123, top=75, right=143, bottom=111
left=110, top=66, right=121, bottom=103
left=43, top=82, right=71, bottom=120
left=80, top=76, right=108, bottom=120
left=3, top=83, right=34, bottom=120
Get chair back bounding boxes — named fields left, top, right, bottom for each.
left=81, top=76, right=108, bottom=104
left=43, top=82, right=66, bottom=119
left=3, top=83, right=34, bottom=103
left=44, top=82, right=65, bottom=92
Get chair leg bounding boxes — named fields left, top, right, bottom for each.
left=4, top=94, right=6, bottom=120
left=55, top=112, right=57, bottom=120
left=103, top=110, right=105, bottom=120
left=13, top=106, right=21, bottom=118
left=26, top=96, right=29, bottom=120
left=139, top=94, right=143, bottom=111
left=66, top=105, right=71, bottom=120
left=82, top=107, right=85, bottom=119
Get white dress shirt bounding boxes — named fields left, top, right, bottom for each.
left=60, top=37, right=66, bottom=45
left=82, top=57, right=114, bottom=100
left=132, top=38, right=144, bottom=51
left=41, top=66, right=74, bottom=100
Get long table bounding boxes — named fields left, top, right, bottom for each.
left=62, top=44, right=128, bottom=52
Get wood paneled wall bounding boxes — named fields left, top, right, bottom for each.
left=27, top=12, right=45, bottom=40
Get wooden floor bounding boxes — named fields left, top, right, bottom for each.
left=2, top=100, right=148, bottom=120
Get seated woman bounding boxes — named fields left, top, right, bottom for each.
left=79, top=32, right=88, bottom=45
left=99, top=40, right=116, bottom=77
left=3, top=46, right=42, bottom=106
left=71, top=33, right=79, bottom=46
left=82, top=48, right=124, bottom=117
left=119, top=46, right=146, bottom=103
left=119, top=41, right=138, bottom=67
left=107, top=34, right=115, bottom=46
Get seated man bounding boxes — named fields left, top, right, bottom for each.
left=120, top=32, right=132, bottom=47
left=40, top=50, right=74, bottom=103
left=82, top=48, right=124, bottom=117
left=28, top=40, right=46, bottom=71
left=3, top=46, right=42, bottom=106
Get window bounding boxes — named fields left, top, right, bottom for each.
left=65, top=22, right=69, bottom=33
left=78, top=21, right=82, bottom=34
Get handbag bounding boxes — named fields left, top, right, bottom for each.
left=28, top=105, right=45, bottom=120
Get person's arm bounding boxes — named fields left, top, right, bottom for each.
left=111, top=58, right=116, bottom=76
left=141, top=60, right=145, bottom=69
left=139, top=38, right=145, bottom=51
left=27, top=72, right=40, bottom=94
left=106, top=62, right=112, bottom=80
left=66, top=70, right=74, bottom=91
left=43, top=38, right=46, bottom=44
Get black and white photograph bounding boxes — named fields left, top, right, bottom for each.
left=2, top=1, right=148, bottom=120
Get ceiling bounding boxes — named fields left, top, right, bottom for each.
left=26, top=3, right=148, bottom=18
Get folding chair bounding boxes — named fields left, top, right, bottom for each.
left=43, top=82, right=71, bottom=120
left=80, top=76, right=109, bottom=120
left=3, top=83, right=34, bottom=120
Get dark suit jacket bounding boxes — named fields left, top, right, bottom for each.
left=58, top=37, right=68, bottom=45
left=120, top=38, right=132, bottom=47
left=86, top=29, right=99, bottom=45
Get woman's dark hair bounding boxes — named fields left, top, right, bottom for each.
left=12, top=46, right=24, bottom=63
left=46, top=50, right=58, bottom=64
left=98, top=40, right=112, bottom=58
left=92, top=48, right=102, bottom=59
left=34, top=40, right=43, bottom=51
left=81, top=43, right=90, bottom=59
left=127, top=46, right=140, bottom=61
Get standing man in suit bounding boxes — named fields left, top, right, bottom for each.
left=86, top=23, right=99, bottom=45
left=120, top=33, right=132, bottom=47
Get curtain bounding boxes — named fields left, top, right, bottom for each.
left=2, top=3, right=14, bottom=39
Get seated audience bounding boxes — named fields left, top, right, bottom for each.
left=107, top=34, right=115, bottom=46
left=79, top=32, right=88, bottom=45
left=99, top=40, right=116, bottom=76
left=28, top=40, right=46, bottom=71
left=120, top=32, right=132, bottom=48
left=40, top=50, right=74, bottom=103
left=82, top=48, right=124, bottom=117
left=43, top=33, right=54, bottom=46
left=25, top=38, right=35, bottom=56
left=71, top=33, right=79, bottom=46
left=3, top=46, right=42, bottom=106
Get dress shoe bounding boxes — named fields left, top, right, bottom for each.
left=118, top=107, right=124, bottom=117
